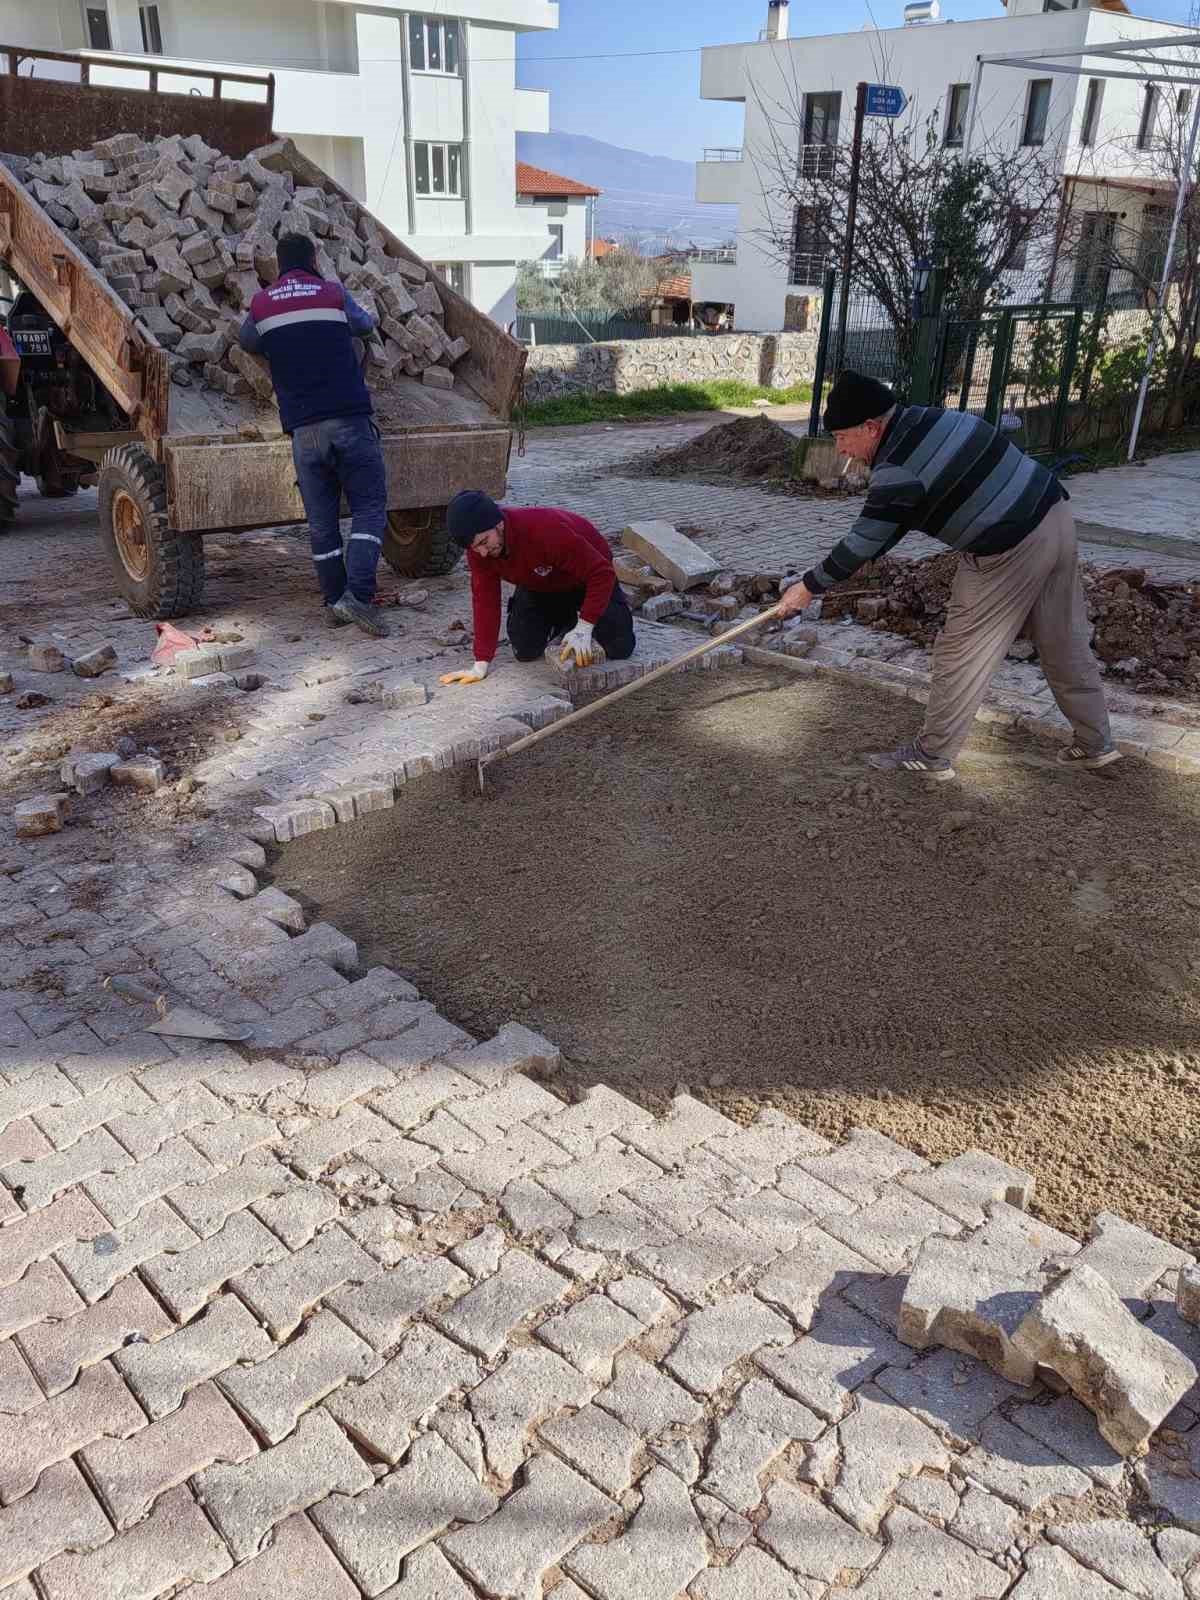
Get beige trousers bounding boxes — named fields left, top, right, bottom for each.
left=921, top=498, right=1111, bottom=761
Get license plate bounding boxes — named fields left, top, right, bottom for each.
left=13, top=330, right=51, bottom=355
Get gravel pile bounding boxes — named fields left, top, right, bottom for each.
left=7, top=134, right=469, bottom=401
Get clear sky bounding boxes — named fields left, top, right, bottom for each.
left=515, top=0, right=1197, bottom=163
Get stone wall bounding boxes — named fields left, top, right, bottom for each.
left=522, top=331, right=821, bottom=405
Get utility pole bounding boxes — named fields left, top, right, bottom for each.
left=833, top=81, right=867, bottom=376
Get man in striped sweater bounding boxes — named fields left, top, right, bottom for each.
left=778, top=372, right=1117, bottom=781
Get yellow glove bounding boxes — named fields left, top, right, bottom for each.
left=559, top=622, right=604, bottom=669
left=439, top=661, right=489, bottom=686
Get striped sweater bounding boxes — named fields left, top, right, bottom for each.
left=802, top=406, right=1066, bottom=594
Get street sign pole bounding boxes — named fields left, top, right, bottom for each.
left=833, top=80, right=867, bottom=377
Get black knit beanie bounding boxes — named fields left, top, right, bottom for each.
left=446, top=490, right=503, bottom=547
left=823, top=371, right=897, bottom=432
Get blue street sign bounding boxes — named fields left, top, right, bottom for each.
left=865, top=83, right=907, bottom=118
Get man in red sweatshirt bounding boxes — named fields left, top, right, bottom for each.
left=438, top=490, right=635, bottom=685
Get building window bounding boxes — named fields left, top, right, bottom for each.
left=139, top=4, right=163, bottom=53
left=1080, top=79, right=1103, bottom=147
left=414, top=142, right=463, bottom=198
left=1137, top=85, right=1159, bottom=150
left=1003, top=212, right=1036, bottom=272
left=1072, top=211, right=1115, bottom=302
left=84, top=6, right=112, bottom=49
left=431, top=262, right=467, bottom=295
left=1137, top=203, right=1174, bottom=285
left=547, top=224, right=564, bottom=261
left=944, top=83, right=970, bottom=147
left=409, top=16, right=461, bottom=76
left=1022, top=80, right=1052, bottom=147
left=790, top=205, right=831, bottom=284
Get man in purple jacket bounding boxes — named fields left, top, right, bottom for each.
left=239, top=233, right=389, bottom=636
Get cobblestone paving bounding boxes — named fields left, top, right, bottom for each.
left=0, top=443, right=1198, bottom=1594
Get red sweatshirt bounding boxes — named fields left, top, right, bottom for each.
left=468, top=505, right=617, bottom=663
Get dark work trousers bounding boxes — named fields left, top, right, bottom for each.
left=506, top=583, right=636, bottom=663
left=291, top=414, right=388, bottom=606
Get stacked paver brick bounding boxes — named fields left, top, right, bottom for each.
left=1, top=800, right=1198, bottom=1600
left=11, top=133, right=469, bottom=399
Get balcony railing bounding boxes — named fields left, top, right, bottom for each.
left=692, top=247, right=737, bottom=264
left=702, top=147, right=743, bottom=162
left=798, top=143, right=839, bottom=180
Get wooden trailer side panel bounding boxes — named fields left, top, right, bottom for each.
left=275, top=142, right=527, bottom=422
left=165, top=426, right=511, bottom=533
left=0, top=160, right=166, bottom=446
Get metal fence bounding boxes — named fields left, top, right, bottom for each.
left=515, top=312, right=701, bottom=346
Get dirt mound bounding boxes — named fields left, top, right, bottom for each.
left=627, top=415, right=802, bottom=482
left=821, top=552, right=1200, bottom=697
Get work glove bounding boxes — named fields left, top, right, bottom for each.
left=558, top=621, right=603, bottom=669
left=438, top=661, right=489, bottom=686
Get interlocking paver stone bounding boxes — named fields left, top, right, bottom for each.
left=607, top=1274, right=673, bottom=1324
left=852, top=1506, right=1006, bottom=1598
left=701, top=1376, right=823, bottom=1511
left=440, top=1123, right=569, bottom=1197
left=623, top=1092, right=739, bottom=1169
left=327, top=1252, right=469, bottom=1348
left=664, top=1292, right=792, bottom=1394
left=793, top=1126, right=927, bottom=1205
left=433, top=1246, right=569, bottom=1359
left=0, top=1258, right=82, bottom=1339
left=703, top=1108, right=831, bottom=1181
left=38, top=1484, right=232, bottom=1600
left=1047, top=1519, right=1184, bottom=1599
left=565, top=1464, right=706, bottom=1600
left=232, top=1223, right=378, bottom=1336
left=325, top=1323, right=482, bottom=1463
left=168, top=1149, right=287, bottom=1236
left=363, top=1014, right=472, bottom=1072
left=755, top=1226, right=877, bottom=1328
left=1013, top=1263, right=1198, bottom=1455
left=189, top=1511, right=361, bottom=1600
left=756, top=1301, right=913, bottom=1422
left=218, top=1308, right=378, bottom=1441
left=533, top=1084, right=651, bottom=1158
left=818, top=1384, right=951, bottom=1534
left=595, top=1352, right=703, bottom=1435
left=540, top=1140, right=659, bottom=1217
left=875, top=1346, right=1025, bottom=1446
left=759, top=1479, right=881, bottom=1583
left=539, top=1402, right=641, bottom=1497
left=16, top=1271, right=172, bottom=1395
left=57, top=1196, right=198, bottom=1303
left=446, top=1075, right=561, bottom=1141
left=1008, top=1545, right=1128, bottom=1598
left=107, top=1082, right=231, bottom=1159
left=85, top=1134, right=212, bottom=1224
left=34, top=1076, right=153, bottom=1149
left=368, top=1063, right=478, bottom=1131
left=82, top=1380, right=257, bottom=1528
left=142, top=1208, right=284, bottom=1320
left=251, top=1181, right=339, bottom=1248
left=0, top=1189, right=108, bottom=1287
left=0, top=1459, right=113, bottom=1588
left=821, top=1184, right=959, bottom=1273
left=963, top=1413, right=1093, bottom=1510
left=1073, top=1211, right=1195, bottom=1309
left=441, top=1452, right=615, bottom=1600
left=115, top=1291, right=274, bottom=1418
left=189, top=1110, right=280, bottom=1165
left=899, top=1148, right=1034, bottom=1227
left=311, top=1433, right=497, bottom=1596
left=3, top=1125, right=133, bottom=1211
left=198, top=1407, right=373, bottom=1561
left=1008, top=1392, right=1127, bottom=1490
left=282, top=1103, right=395, bottom=1177
left=0, top=1358, right=144, bottom=1504
left=537, top=1291, right=644, bottom=1382
left=470, top=1346, right=595, bottom=1480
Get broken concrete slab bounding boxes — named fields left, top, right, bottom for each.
left=110, top=757, right=166, bottom=792
left=1072, top=1210, right=1195, bottom=1311
left=1181, top=1265, right=1200, bottom=1326
left=61, top=753, right=120, bottom=796
left=28, top=638, right=66, bottom=672
left=622, top=520, right=720, bottom=591
left=1014, top=1264, right=1199, bottom=1456
left=899, top=1148, right=1034, bottom=1228
left=70, top=645, right=117, bottom=679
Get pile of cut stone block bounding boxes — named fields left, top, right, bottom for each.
left=13, top=134, right=469, bottom=398
left=902, top=1202, right=1200, bottom=1458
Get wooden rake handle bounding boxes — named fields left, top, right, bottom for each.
left=478, top=603, right=785, bottom=779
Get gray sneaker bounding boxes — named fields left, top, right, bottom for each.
left=331, top=592, right=390, bottom=639
left=323, top=605, right=351, bottom=629
left=1057, top=741, right=1122, bottom=770
left=865, top=740, right=956, bottom=781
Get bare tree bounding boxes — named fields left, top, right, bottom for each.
left=516, top=250, right=667, bottom=316
left=748, top=65, right=1062, bottom=375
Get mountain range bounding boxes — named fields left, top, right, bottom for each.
left=516, top=130, right=737, bottom=254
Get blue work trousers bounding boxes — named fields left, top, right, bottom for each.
left=291, top=415, right=388, bottom=605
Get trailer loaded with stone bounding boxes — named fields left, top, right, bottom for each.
left=0, top=130, right=525, bottom=618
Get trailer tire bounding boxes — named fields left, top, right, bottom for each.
left=99, top=443, right=205, bottom=619
left=0, top=413, right=19, bottom=530
left=382, top=507, right=462, bottom=578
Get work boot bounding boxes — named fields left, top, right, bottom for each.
left=865, top=739, right=956, bottom=782
left=331, top=592, right=390, bottom=639
left=1056, top=741, right=1122, bottom=770
left=324, top=604, right=351, bottom=629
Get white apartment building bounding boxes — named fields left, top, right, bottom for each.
left=0, top=2, right=560, bottom=327
left=516, top=162, right=600, bottom=276
left=693, top=0, right=1196, bottom=330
